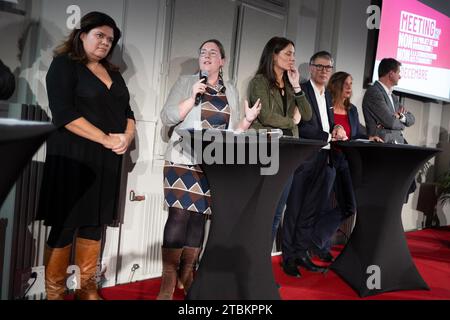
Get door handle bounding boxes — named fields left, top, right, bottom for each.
left=129, top=190, right=145, bottom=202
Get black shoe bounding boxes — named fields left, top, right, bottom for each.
left=317, top=250, right=334, bottom=263
left=282, top=259, right=302, bottom=278
left=309, top=247, right=334, bottom=263
left=295, top=255, right=327, bottom=273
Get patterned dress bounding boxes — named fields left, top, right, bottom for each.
left=163, top=79, right=231, bottom=215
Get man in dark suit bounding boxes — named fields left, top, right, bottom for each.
left=281, top=51, right=347, bottom=277
left=363, top=58, right=416, bottom=201
left=363, top=58, right=415, bottom=144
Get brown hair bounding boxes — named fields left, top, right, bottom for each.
left=54, top=11, right=121, bottom=71
left=327, top=71, right=352, bottom=110
left=378, top=58, right=401, bottom=78
left=199, top=39, right=226, bottom=59
left=256, top=36, right=295, bottom=89
left=198, top=39, right=226, bottom=78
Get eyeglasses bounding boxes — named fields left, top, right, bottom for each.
left=199, top=49, right=220, bottom=58
left=311, top=64, right=333, bottom=72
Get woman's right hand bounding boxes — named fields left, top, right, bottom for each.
left=293, top=107, right=301, bottom=125
left=369, top=135, right=384, bottom=143
left=191, top=77, right=207, bottom=100
left=287, top=65, right=300, bottom=89
left=102, top=134, right=121, bottom=150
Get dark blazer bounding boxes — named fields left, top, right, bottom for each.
left=298, top=80, right=335, bottom=141
left=362, top=81, right=415, bottom=143
left=346, top=104, right=367, bottom=140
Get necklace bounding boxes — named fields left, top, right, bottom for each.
left=208, top=81, right=222, bottom=92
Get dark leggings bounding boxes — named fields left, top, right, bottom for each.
left=47, top=225, right=103, bottom=248
left=163, top=207, right=206, bottom=248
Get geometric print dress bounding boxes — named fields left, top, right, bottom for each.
left=163, top=79, right=231, bottom=215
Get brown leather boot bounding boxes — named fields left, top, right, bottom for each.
left=74, top=237, right=103, bottom=300
left=178, top=247, right=201, bottom=294
left=44, top=244, right=72, bottom=300
left=157, top=247, right=183, bottom=300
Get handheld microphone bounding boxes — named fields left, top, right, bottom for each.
left=195, top=71, right=208, bottom=105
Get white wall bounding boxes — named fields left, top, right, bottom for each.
left=293, top=0, right=320, bottom=81
left=103, top=0, right=169, bottom=286
left=334, top=0, right=370, bottom=109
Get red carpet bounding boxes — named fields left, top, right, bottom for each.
left=99, top=227, right=450, bottom=300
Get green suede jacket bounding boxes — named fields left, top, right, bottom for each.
left=248, top=74, right=312, bottom=138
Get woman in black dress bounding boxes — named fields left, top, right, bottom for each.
left=37, top=12, right=135, bottom=300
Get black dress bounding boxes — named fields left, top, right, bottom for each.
left=36, top=55, right=135, bottom=227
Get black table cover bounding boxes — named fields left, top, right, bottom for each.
left=0, top=119, right=54, bottom=205
left=331, top=141, right=440, bottom=297
left=180, top=130, right=326, bottom=300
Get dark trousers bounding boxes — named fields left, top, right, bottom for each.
left=311, top=151, right=357, bottom=252
left=333, top=152, right=357, bottom=219
left=272, top=174, right=294, bottom=242
left=310, top=207, right=341, bottom=251
left=282, top=150, right=335, bottom=261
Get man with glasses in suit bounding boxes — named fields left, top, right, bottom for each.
left=281, top=51, right=348, bottom=277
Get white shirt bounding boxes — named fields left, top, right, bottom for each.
left=377, top=80, right=395, bottom=112
left=310, top=80, right=331, bottom=148
left=377, top=80, right=406, bottom=122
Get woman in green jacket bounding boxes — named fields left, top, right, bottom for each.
left=248, top=36, right=312, bottom=242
